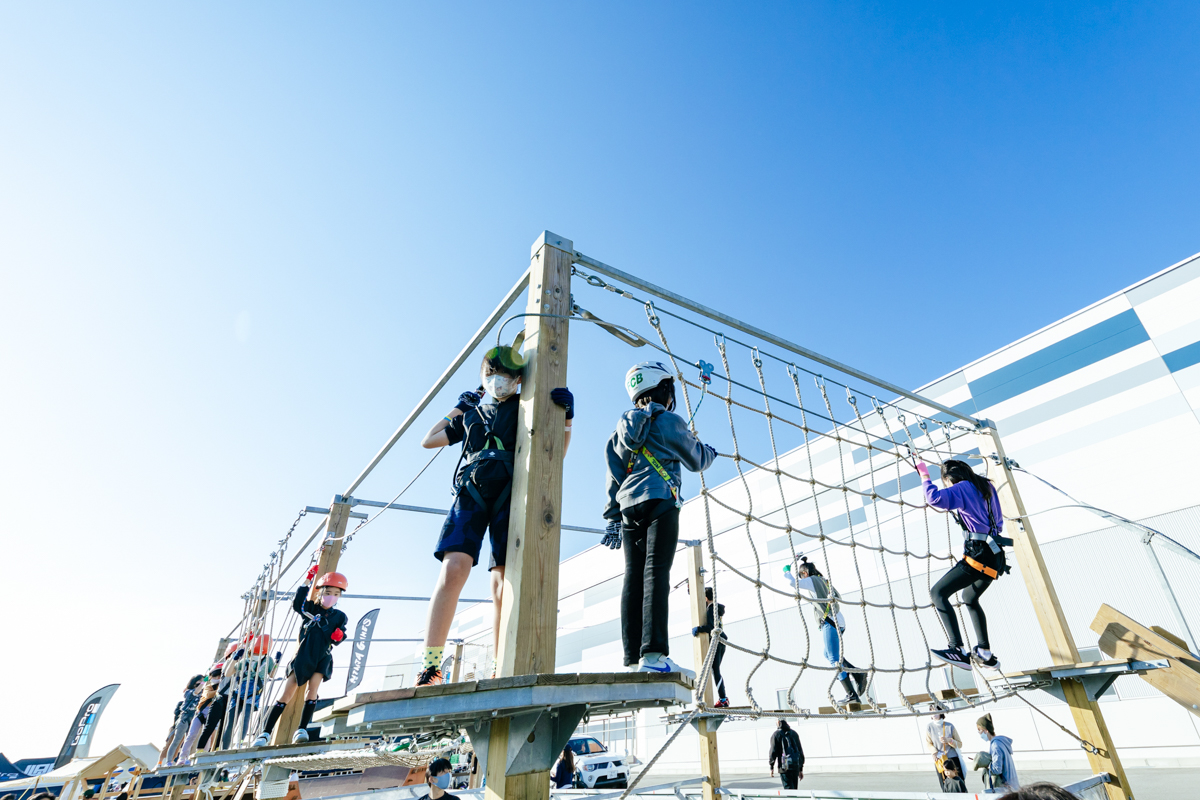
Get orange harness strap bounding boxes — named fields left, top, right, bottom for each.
left=964, top=555, right=998, bottom=580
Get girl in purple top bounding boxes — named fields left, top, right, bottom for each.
left=916, top=459, right=1009, bottom=670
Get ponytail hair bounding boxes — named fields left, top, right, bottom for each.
left=941, top=460, right=993, bottom=500
left=798, top=555, right=822, bottom=577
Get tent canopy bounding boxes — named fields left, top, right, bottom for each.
left=0, top=744, right=158, bottom=791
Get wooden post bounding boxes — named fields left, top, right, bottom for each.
left=976, top=422, right=1133, bottom=800
left=272, top=496, right=352, bottom=745
left=686, top=544, right=721, bottom=800
left=487, top=232, right=573, bottom=800
left=450, top=641, right=465, bottom=684
left=96, top=768, right=116, bottom=800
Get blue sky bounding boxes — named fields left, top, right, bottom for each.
left=2, top=2, right=1198, bottom=756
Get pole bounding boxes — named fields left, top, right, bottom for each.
left=1142, top=541, right=1198, bottom=653
left=451, top=642, right=465, bottom=684
left=686, top=544, right=721, bottom=800
left=976, top=421, right=1133, bottom=800
left=487, top=232, right=573, bottom=800
left=271, top=496, right=352, bottom=745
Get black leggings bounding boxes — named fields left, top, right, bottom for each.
left=930, top=548, right=1004, bottom=650
left=712, top=641, right=727, bottom=701
left=621, top=499, right=679, bottom=666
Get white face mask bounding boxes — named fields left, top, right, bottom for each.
left=484, top=373, right=516, bottom=399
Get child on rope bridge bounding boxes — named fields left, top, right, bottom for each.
left=252, top=566, right=348, bottom=745
left=782, top=556, right=869, bottom=705
left=602, top=361, right=716, bottom=678
left=917, top=459, right=1010, bottom=670
left=691, top=586, right=729, bottom=707
left=417, top=344, right=574, bottom=685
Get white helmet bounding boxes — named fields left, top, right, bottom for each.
left=626, top=361, right=674, bottom=403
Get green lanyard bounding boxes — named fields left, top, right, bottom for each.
left=627, top=446, right=682, bottom=508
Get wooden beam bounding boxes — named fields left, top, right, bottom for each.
left=488, top=232, right=573, bottom=800
left=686, top=544, right=720, bottom=800
left=1091, top=603, right=1200, bottom=717
left=451, top=641, right=465, bottom=684
left=976, top=424, right=1132, bottom=800
left=272, top=496, right=352, bottom=745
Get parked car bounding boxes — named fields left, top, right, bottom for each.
left=566, top=736, right=629, bottom=789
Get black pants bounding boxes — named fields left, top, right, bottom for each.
left=198, top=694, right=228, bottom=750
left=779, top=768, right=800, bottom=790
left=930, top=546, right=1004, bottom=649
left=621, top=500, right=679, bottom=666
left=712, top=640, right=727, bottom=701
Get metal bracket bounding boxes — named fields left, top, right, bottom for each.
left=466, top=704, right=588, bottom=778
left=1013, top=660, right=1170, bottom=703
left=688, top=714, right=725, bottom=733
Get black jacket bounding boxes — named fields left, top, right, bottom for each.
left=768, top=728, right=804, bottom=772
left=293, top=585, right=349, bottom=654
left=694, top=602, right=728, bottom=641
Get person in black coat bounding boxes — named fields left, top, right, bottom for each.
left=768, top=719, right=804, bottom=789
left=691, top=587, right=729, bottom=707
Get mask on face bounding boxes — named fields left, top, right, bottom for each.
left=979, top=731, right=989, bottom=742
left=484, top=374, right=516, bottom=399
left=320, top=594, right=338, bottom=609
left=433, top=773, right=451, bottom=790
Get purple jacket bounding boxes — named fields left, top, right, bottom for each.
left=923, top=479, right=1002, bottom=535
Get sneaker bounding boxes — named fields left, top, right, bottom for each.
left=638, top=656, right=696, bottom=681
left=291, top=728, right=309, bottom=744
left=714, top=698, right=730, bottom=708
left=931, top=646, right=972, bottom=670
left=252, top=732, right=270, bottom=747
left=972, top=647, right=1000, bottom=669
left=416, top=666, right=443, bottom=686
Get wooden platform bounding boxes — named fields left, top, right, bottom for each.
left=1091, top=603, right=1200, bottom=716
left=902, top=688, right=979, bottom=706
left=319, top=671, right=694, bottom=738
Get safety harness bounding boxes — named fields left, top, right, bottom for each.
left=954, top=485, right=1013, bottom=580
left=625, top=409, right=683, bottom=509
left=453, top=407, right=516, bottom=518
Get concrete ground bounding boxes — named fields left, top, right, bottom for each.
left=642, top=768, right=1196, bottom=798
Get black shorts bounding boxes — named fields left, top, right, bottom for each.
left=435, top=487, right=510, bottom=570
left=287, top=649, right=334, bottom=684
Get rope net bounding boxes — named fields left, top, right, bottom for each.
left=570, top=264, right=1038, bottom=725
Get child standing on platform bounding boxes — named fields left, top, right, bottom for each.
left=692, top=586, right=729, bottom=707
left=603, top=362, right=716, bottom=677
left=252, top=566, right=348, bottom=745
left=417, top=345, right=574, bottom=685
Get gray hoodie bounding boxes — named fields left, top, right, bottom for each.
left=604, top=402, right=716, bottom=520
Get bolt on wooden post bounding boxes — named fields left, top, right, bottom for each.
left=271, top=496, right=352, bottom=745
left=486, top=232, right=572, bottom=800
left=975, top=421, right=1133, bottom=800
left=687, top=544, right=722, bottom=800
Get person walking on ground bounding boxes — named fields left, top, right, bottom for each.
left=551, top=745, right=576, bottom=789
left=925, top=703, right=964, bottom=791
left=976, top=713, right=1019, bottom=794
left=603, top=362, right=716, bottom=678
left=422, top=758, right=459, bottom=800
left=918, top=459, right=1010, bottom=670
left=691, top=587, right=729, bottom=707
left=417, top=346, right=574, bottom=684
left=783, top=556, right=869, bottom=705
left=768, top=719, right=805, bottom=789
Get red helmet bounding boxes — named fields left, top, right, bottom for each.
left=249, top=633, right=271, bottom=656
left=316, top=572, right=348, bottom=591
left=223, top=641, right=238, bottom=658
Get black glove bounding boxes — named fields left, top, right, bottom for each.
left=601, top=520, right=622, bottom=550
left=274, top=651, right=282, bottom=663
left=455, top=389, right=483, bottom=413
left=703, top=444, right=717, bottom=459
left=550, top=387, right=574, bottom=420
left=233, top=648, right=245, bottom=661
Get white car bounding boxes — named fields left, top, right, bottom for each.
left=567, top=736, right=629, bottom=789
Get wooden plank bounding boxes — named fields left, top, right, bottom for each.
left=818, top=703, right=887, bottom=715
left=976, top=425, right=1131, bottom=800
left=273, top=497, right=352, bottom=745
left=451, top=642, right=465, bottom=684
left=488, top=233, right=573, bottom=800
left=535, top=673, right=579, bottom=686
left=1091, top=603, right=1200, bottom=717
left=412, top=680, right=479, bottom=698
left=477, top=674, right=539, bottom=692
left=687, top=544, right=720, bottom=800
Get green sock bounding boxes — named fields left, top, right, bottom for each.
left=424, top=646, right=445, bottom=670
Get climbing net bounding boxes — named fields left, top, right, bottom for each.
left=570, top=263, right=1042, bottom=726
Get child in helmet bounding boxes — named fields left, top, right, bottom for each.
left=783, top=556, right=868, bottom=705
left=416, top=345, right=574, bottom=685
left=252, top=566, right=348, bottom=745
left=917, top=459, right=1010, bottom=670
left=604, top=361, right=716, bottom=677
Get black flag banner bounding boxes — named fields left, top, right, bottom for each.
left=345, top=609, right=380, bottom=694
left=54, top=684, right=120, bottom=769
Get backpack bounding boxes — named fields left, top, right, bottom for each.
left=780, top=730, right=799, bottom=772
